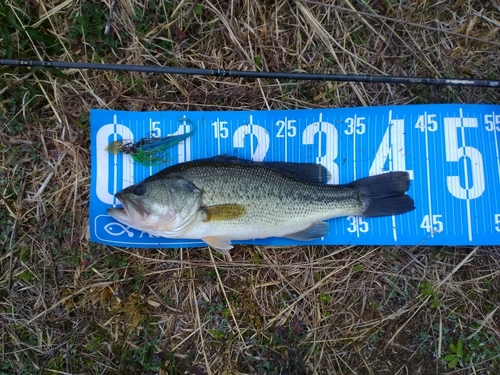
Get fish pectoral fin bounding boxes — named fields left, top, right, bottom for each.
left=202, top=204, right=246, bottom=221
left=203, top=236, right=233, bottom=255
left=284, top=221, right=329, bottom=241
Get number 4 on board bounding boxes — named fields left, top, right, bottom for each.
left=369, top=116, right=414, bottom=179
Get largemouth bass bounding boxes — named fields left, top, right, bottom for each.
left=107, top=156, right=415, bottom=254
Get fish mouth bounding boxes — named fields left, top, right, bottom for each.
left=107, top=193, right=148, bottom=221
left=107, top=207, right=130, bottom=223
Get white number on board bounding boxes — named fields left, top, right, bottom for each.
left=485, top=113, right=500, bottom=132
left=150, top=119, right=161, bottom=137
left=444, top=115, right=485, bottom=199
left=420, top=215, right=443, bottom=233
left=212, top=119, right=229, bottom=139
left=347, top=216, right=369, bottom=233
left=369, top=116, right=414, bottom=179
left=276, top=118, right=297, bottom=138
left=344, top=116, right=366, bottom=135
left=233, top=123, right=270, bottom=161
left=415, top=113, right=437, bottom=132
left=302, top=115, right=339, bottom=183
left=96, top=116, right=134, bottom=204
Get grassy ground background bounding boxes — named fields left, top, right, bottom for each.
left=1, top=0, right=500, bottom=373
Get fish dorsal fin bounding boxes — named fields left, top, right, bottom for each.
left=148, top=156, right=330, bottom=183
left=284, top=221, right=329, bottom=241
left=203, top=236, right=233, bottom=255
left=208, top=156, right=331, bottom=183
left=202, top=204, right=246, bottom=221
left=264, top=161, right=331, bottom=183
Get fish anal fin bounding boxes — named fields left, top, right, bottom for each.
left=203, top=236, right=233, bottom=255
left=285, top=221, right=329, bottom=241
left=202, top=204, right=246, bottom=221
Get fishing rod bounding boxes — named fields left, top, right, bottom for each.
left=1, top=59, right=499, bottom=88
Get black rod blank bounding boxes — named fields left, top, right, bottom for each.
left=1, top=59, right=499, bottom=88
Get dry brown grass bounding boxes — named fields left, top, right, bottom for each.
left=1, top=0, right=500, bottom=374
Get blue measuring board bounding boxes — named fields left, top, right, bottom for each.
left=89, top=104, right=500, bottom=248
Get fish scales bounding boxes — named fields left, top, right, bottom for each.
left=163, top=160, right=364, bottom=224
left=107, top=156, right=415, bottom=254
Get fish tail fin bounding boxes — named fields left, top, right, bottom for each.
left=352, top=172, right=415, bottom=217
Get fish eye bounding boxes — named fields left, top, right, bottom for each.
left=133, top=184, right=146, bottom=196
